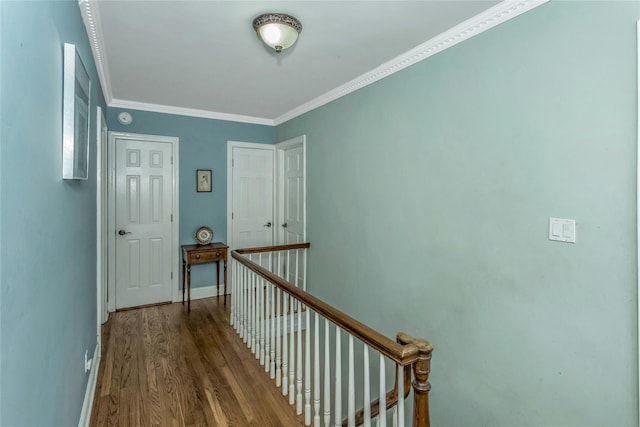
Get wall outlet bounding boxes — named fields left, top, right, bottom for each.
left=84, top=349, right=92, bottom=373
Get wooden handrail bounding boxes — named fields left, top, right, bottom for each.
left=232, top=243, right=434, bottom=427
left=234, top=242, right=311, bottom=254
left=232, top=245, right=420, bottom=365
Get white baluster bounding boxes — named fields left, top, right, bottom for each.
left=241, top=266, right=247, bottom=342
left=270, top=282, right=276, bottom=377
left=259, top=257, right=265, bottom=365
left=314, top=312, right=320, bottom=426
left=305, top=307, right=311, bottom=425
left=264, top=278, right=271, bottom=372
left=283, top=292, right=289, bottom=396
left=251, top=270, right=260, bottom=358
left=296, top=298, right=303, bottom=414
left=230, top=259, right=234, bottom=326
left=248, top=267, right=252, bottom=344
left=253, top=258, right=258, bottom=355
left=289, top=297, right=296, bottom=404
left=392, top=407, right=397, bottom=427
left=253, top=271, right=258, bottom=355
left=233, top=260, right=238, bottom=327
left=270, top=254, right=276, bottom=378
left=378, top=354, right=386, bottom=427
left=237, top=260, right=242, bottom=333
left=249, top=268, right=255, bottom=353
left=334, top=327, right=342, bottom=427
left=276, top=288, right=282, bottom=387
left=279, top=250, right=287, bottom=394
left=363, top=345, right=371, bottom=427
left=397, top=364, right=404, bottom=427
left=348, top=335, right=355, bottom=427
left=237, top=264, right=242, bottom=337
left=323, top=319, right=331, bottom=427
left=256, top=275, right=262, bottom=361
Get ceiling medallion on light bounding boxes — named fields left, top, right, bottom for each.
left=253, top=13, right=302, bottom=53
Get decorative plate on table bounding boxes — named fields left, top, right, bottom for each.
left=195, top=226, right=213, bottom=245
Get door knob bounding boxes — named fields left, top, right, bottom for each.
left=118, top=229, right=131, bottom=236
left=282, top=223, right=288, bottom=228
left=264, top=222, right=272, bottom=228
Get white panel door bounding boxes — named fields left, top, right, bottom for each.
left=279, top=143, right=305, bottom=244
left=231, top=146, right=274, bottom=249
left=115, top=137, right=173, bottom=309
left=276, top=136, right=306, bottom=287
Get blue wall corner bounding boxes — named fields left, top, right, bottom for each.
left=278, top=2, right=639, bottom=426
left=1, top=1, right=106, bottom=425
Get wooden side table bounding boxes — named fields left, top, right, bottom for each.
left=181, top=242, right=229, bottom=311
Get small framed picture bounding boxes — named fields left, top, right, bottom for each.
left=196, top=169, right=212, bottom=192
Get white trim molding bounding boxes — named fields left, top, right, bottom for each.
left=109, top=98, right=275, bottom=127
left=274, top=0, right=549, bottom=124
left=79, top=0, right=548, bottom=126
left=77, top=342, right=100, bottom=427
left=636, top=19, right=639, bottom=427
left=183, top=284, right=229, bottom=303
left=78, top=0, right=112, bottom=104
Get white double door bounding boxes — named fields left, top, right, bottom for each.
left=111, top=133, right=176, bottom=310
left=229, top=136, right=306, bottom=250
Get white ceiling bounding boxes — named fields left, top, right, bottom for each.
left=81, top=1, right=544, bottom=125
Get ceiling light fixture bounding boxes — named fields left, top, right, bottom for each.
left=253, top=13, right=302, bottom=53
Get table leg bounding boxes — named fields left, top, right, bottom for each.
left=187, top=264, right=191, bottom=312
left=182, top=260, right=186, bottom=304
left=223, top=258, right=228, bottom=305
left=216, top=260, right=220, bottom=298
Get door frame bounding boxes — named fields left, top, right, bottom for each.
left=275, top=135, right=307, bottom=244
left=226, top=140, right=276, bottom=251
left=96, top=107, right=108, bottom=336
left=636, top=20, right=640, bottom=419
left=107, top=132, right=180, bottom=311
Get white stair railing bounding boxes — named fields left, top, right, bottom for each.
left=230, top=243, right=433, bottom=427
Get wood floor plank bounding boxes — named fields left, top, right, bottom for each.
left=90, top=297, right=304, bottom=427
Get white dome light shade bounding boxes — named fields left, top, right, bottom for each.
left=253, top=13, right=302, bottom=53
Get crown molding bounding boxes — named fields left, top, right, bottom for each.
left=78, top=0, right=112, bottom=104
left=273, top=0, right=549, bottom=125
left=79, top=0, right=548, bottom=127
left=109, top=99, right=276, bottom=126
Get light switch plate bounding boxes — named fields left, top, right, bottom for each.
left=549, top=218, right=576, bottom=243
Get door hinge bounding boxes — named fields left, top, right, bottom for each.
left=232, top=158, right=234, bottom=167
left=171, top=272, right=173, bottom=280
left=171, top=214, right=173, bottom=222
left=232, top=212, right=234, bottom=220
left=171, top=156, right=173, bottom=165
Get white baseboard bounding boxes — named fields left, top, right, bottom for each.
left=78, top=342, right=101, bottom=427
left=174, top=284, right=227, bottom=302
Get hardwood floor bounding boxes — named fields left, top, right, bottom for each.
left=90, top=297, right=304, bottom=426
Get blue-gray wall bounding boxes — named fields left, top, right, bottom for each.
left=0, top=1, right=106, bottom=425
left=107, top=108, right=276, bottom=289
left=278, top=2, right=639, bottom=426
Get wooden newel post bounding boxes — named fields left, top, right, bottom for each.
left=411, top=339, right=433, bottom=427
